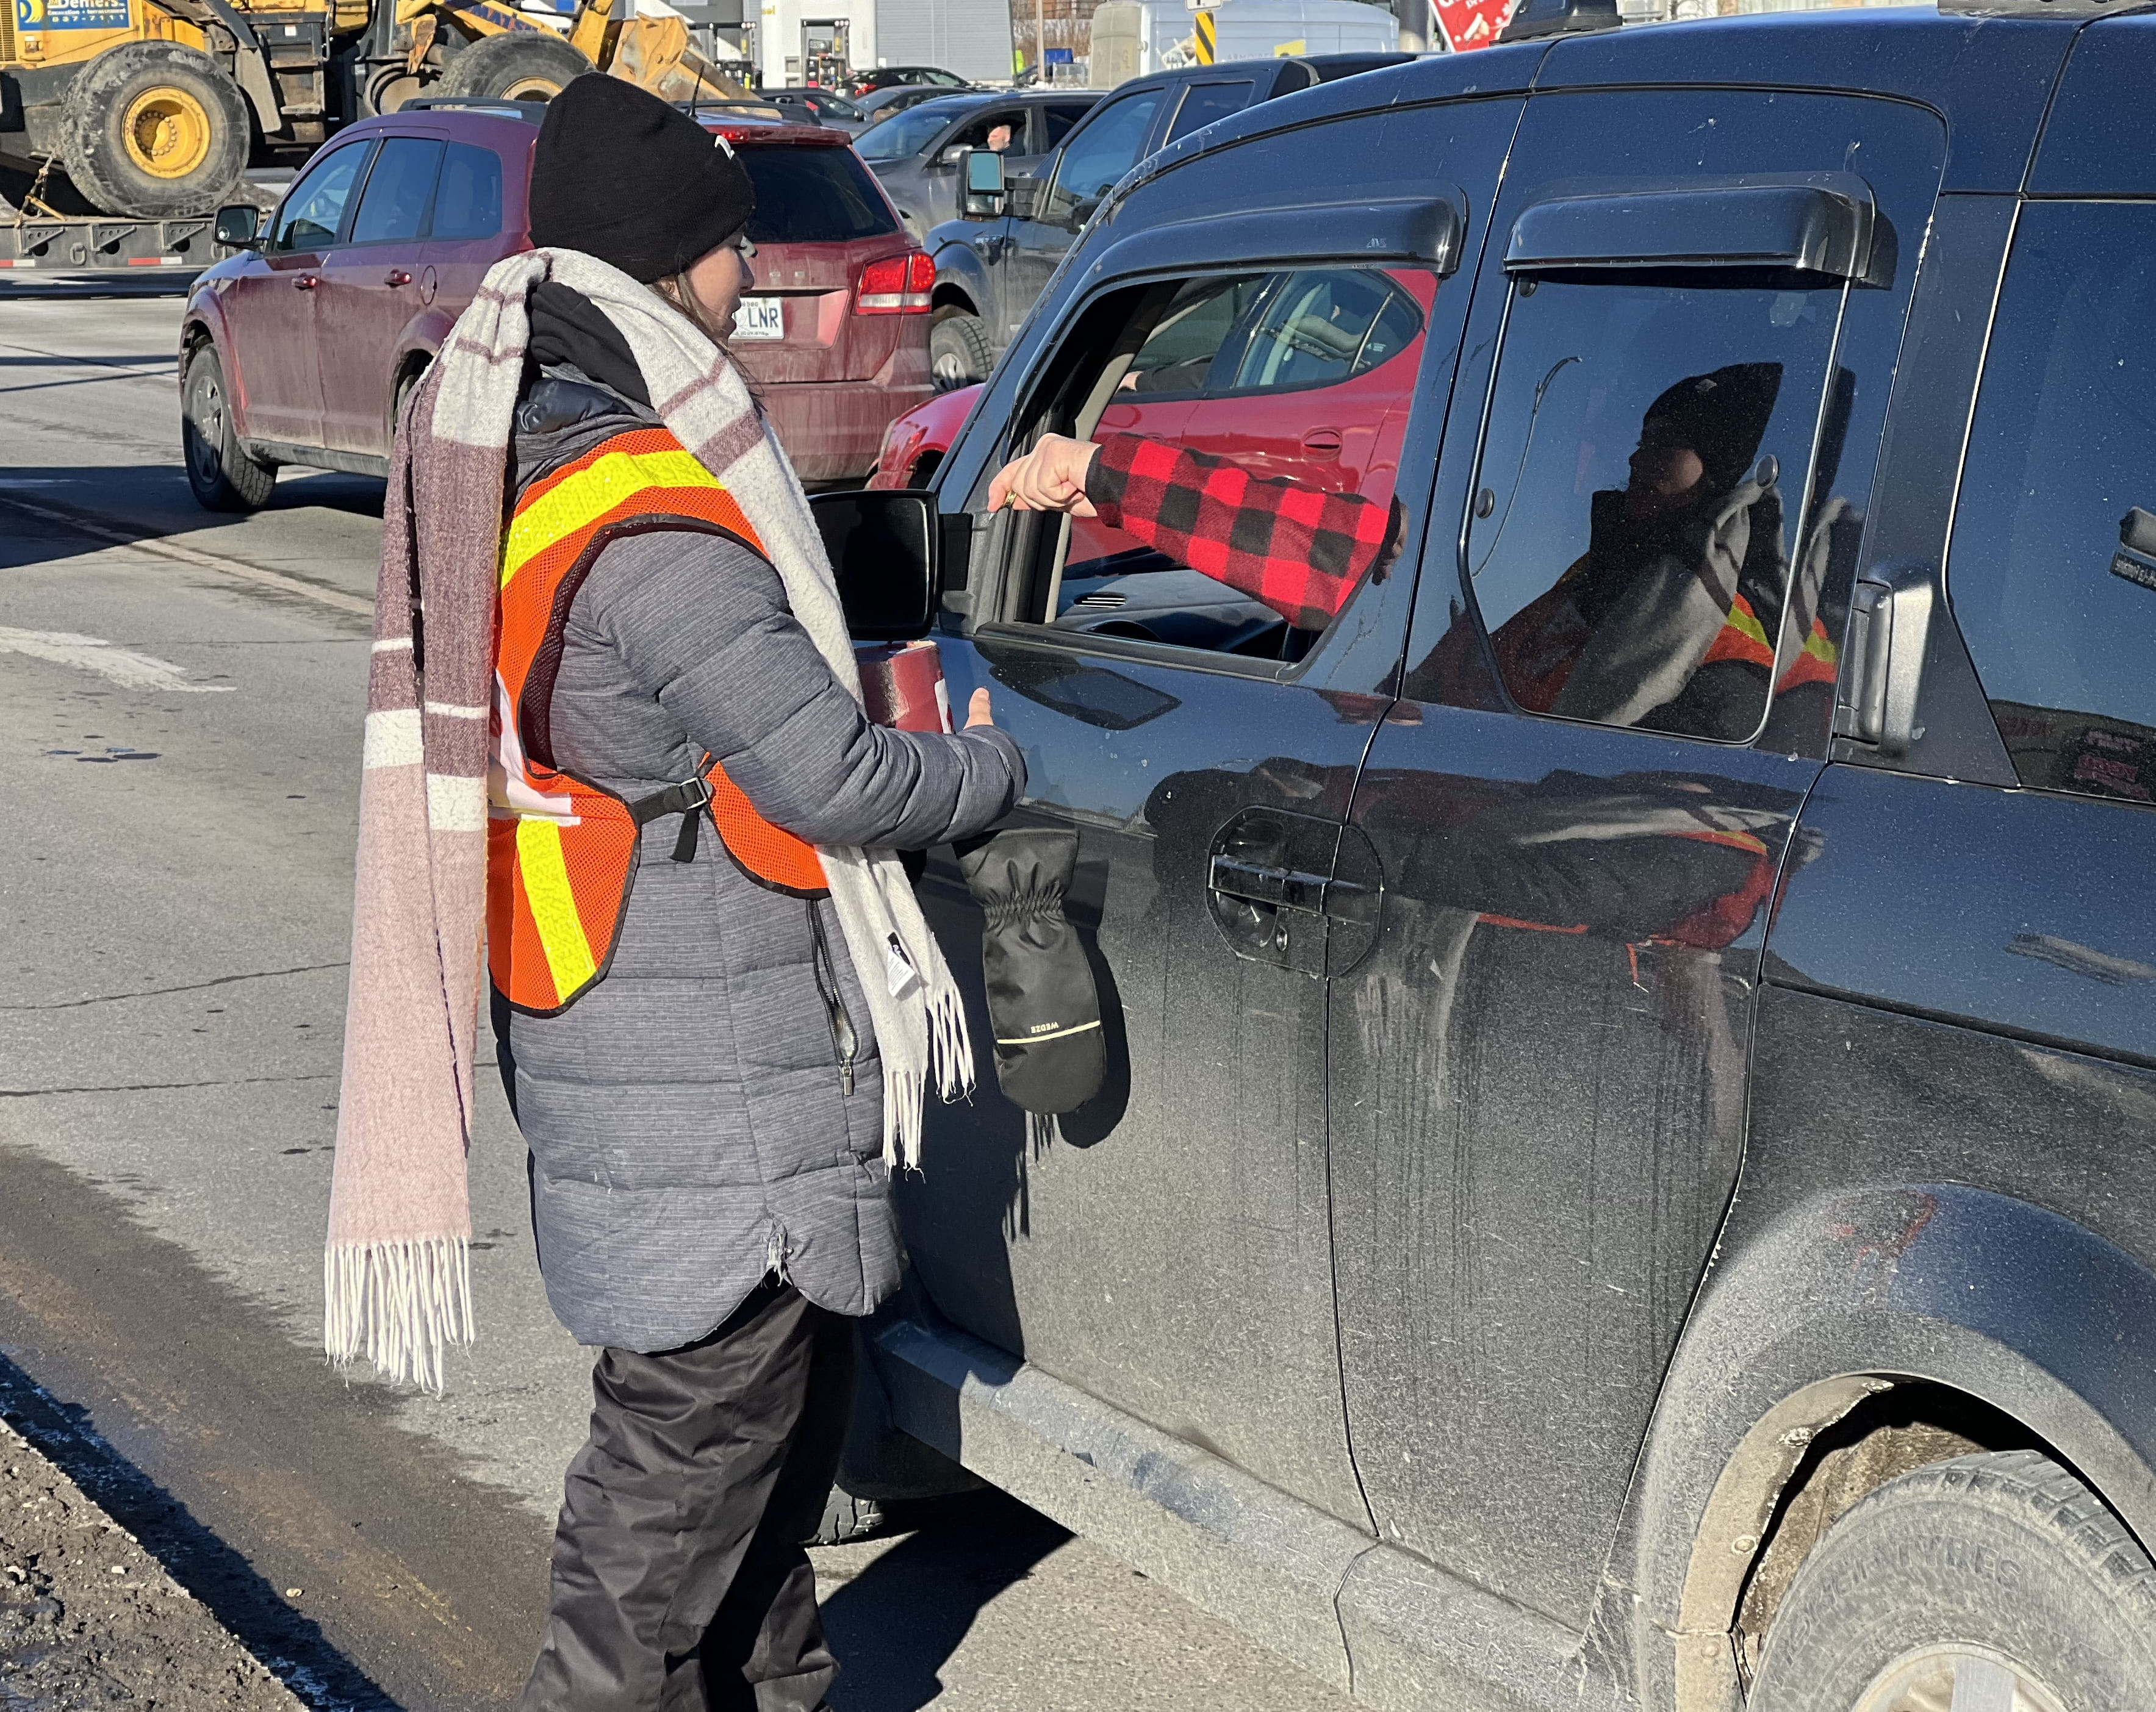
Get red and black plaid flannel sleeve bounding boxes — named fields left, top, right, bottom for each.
left=1083, top=434, right=1399, bottom=632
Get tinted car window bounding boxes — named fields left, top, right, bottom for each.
left=739, top=146, right=898, bottom=242
left=858, top=104, right=968, bottom=162
left=431, top=143, right=503, bottom=240
left=1047, top=91, right=1162, bottom=221
left=1122, top=274, right=1268, bottom=394
left=1164, top=79, right=1254, bottom=146
left=1946, top=201, right=2156, bottom=803
left=1466, top=273, right=1844, bottom=742
left=273, top=141, right=372, bottom=251
left=349, top=137, right=442, bottom=245
left=1043, top=102, right=1092, bottom=148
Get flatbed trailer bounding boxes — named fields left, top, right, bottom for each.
left=1, top=212, right=240, bottom=273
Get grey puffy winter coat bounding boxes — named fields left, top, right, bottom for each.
left=495, top=371, right=1024, bottom=1352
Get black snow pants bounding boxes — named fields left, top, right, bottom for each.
left=516, top=1276, right=855, bottom=1712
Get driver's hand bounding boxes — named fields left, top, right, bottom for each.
left=988, top=434, right=1102, bottom=518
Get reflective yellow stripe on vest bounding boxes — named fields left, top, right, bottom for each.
left=516, top=815, right=598, bottom=999
left=501, top=445, right=724, bottom=588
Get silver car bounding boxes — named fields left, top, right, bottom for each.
left=855, top=90, right=1099, bottom=242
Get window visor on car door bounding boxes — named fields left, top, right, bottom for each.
left=1457, top=177, right=1875, bottom=745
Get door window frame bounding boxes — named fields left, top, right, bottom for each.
left=961, top=259, right=1445, bottom=687
left=269, top=138, right=380, bottom=254
left=341, top=131, right=450, bottom=249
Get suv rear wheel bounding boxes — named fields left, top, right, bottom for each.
left=437, top=33, right=593, bottom=102
left=182, top=344, right=276, bottom=512
left=1750, top=1450, right=2156, bottom=1711
left=929, top=309, right=992, bottom=392
left=62, top=43, right=250, bottom=219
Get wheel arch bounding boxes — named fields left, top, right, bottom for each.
left=927, top=237, right=988, bottom=319
left=1610, top=1183, right=2156, bottom=1711
left=179, top=304, right=245, bottom=430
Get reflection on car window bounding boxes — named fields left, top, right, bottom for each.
left=1465, top=274, right=1844, bottom=742
left=1947, top=202, right=2156, bottom=804
left=994, top=266, right=1433, bottom=661
left=431, top=143, right=502, bottom=241
left=349, top=137, right=442, bottom=246
left=1047, top=91, right=1161, bottom=223
left=273, top=142, right=372, bottom=252
left=857, top=104, right=965, bottom=161
left=1164, top=80, right=1254, bottom=146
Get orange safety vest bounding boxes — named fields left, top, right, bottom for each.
left=488, top=424, right=828, bottom=1016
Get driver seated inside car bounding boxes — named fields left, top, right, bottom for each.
left=990, top=362, right=1827, bottom=739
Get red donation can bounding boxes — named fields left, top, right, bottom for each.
left=855, top=639, right=952, bottom=732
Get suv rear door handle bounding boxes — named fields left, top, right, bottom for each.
left=384, top=268, right=412, bottom=287
left=1301, top=428, right=1343, bottom=455
left=1834, top=562, right=1934, bottom=758
left=1209, top=854, right=1376, bottom=924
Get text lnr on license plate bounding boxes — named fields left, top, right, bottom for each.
left=732, top=297, right=785, bottom=341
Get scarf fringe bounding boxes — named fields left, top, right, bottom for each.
left=929, top=983, right=974, bottom=1103
left=324, top=1237, right=473, bottom=1394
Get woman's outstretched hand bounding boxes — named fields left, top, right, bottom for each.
left=988, top=434, right=1101, bottom=518
left=965, top=687, right=995, bottom=729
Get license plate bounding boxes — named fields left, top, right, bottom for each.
left=732, top=296, right=785, bottom=341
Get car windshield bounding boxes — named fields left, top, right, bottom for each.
left=737, top=143, right=899, bottom=242
left=857, top=104, right=969, bottom=161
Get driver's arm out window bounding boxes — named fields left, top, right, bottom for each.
left=993, top=266, right=1431, bottom=662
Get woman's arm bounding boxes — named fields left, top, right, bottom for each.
left=991, top=432, right=1400, bottom=632
left=583, top=530, right=1024, bottom=849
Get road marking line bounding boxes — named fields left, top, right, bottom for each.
left=0, top=626, right=236, bottom=693
left=0, top=491, right=375, bottom=618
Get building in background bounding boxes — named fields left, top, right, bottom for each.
left=754, top=0, right=1013, bottom=82
left=1085, top=0, right=1395, bottom=82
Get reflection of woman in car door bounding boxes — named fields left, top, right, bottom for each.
left=990, top=360, right=1821, bottom=739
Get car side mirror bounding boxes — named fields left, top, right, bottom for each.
left=811, top=489, right=940, bottom=640
left=215, top=204, right=262, bottom=249
left=961, top=148, right=1007, bottom=219
left=938, top=143, right=969, bottom=167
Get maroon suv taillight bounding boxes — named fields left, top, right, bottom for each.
left=855, top=251, right=933, bottom=315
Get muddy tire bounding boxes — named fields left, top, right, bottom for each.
left=62, top=43, right=250, bottom=220
left=1750, top=1449, right=2156, bottom=1712
left=929, top=309, right=993, bottom=392
left=182, top=343, right=276, bottom=512
left=805, top=1484, right=887, bottom=1548
left=437, top=33, right=593, bottom=102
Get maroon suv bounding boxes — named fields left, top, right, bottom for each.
left=179, top=101, right=933, bottom=510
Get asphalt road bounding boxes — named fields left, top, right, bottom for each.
left=0, top=288, right=1356, bottom=1712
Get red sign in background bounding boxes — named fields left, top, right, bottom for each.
left=1434, top=0, right=1516, bottom=49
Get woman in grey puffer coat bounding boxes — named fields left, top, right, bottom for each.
left=492, top=79, right=1023, bottom=1712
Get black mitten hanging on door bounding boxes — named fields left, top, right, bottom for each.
left=957, top=828, right=1104, bottom=1115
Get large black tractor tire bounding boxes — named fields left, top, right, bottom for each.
left=437, top=33, right=594, bottom=102
left=62, top=42, right=249, bottom=220
left=181, top=343, right=276, bottom=513
left=1750, top=1449, right=2156, bottom=1712
left=929, top=308, right=993, bottom=393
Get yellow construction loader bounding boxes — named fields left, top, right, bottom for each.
left=0, top=0, right=760, bottom=221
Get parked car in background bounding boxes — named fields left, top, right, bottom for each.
left=811, top=10, right=2156, bottom=1707
left=758, top=87, right=873, bottom=133
left=179, top=104, right=933, bottom=507
left=848, top=64, right=969, bottom=97
left=857, top=90, right=1101, bottom=242
left=855, top=83, right=967, bottom=125
left=923, top=51, right=1408, bottom=388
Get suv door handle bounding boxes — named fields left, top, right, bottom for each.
left=293, top=273, right=319, bottom=290
left=1208, top=854, right=1374, bottom=923
left=384, top=268, right=412, bottom=287
left=1301, top=428, right=1343, bottom=455
left=1834, top=562, right=1934, bottom=758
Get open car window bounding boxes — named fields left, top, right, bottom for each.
left=979, top=265, right=1435, bottom=664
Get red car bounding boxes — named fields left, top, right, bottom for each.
left=181, top=101, right=934, bottom=510
left=866, top=265, right=1435, bottom=571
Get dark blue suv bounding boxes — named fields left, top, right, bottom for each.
left=817, top=7, right=2156, bottom=1706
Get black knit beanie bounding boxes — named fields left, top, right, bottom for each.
left=527, top=76, right=756, bottom=282
left=1640, top=362, right=1783, bottom=495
